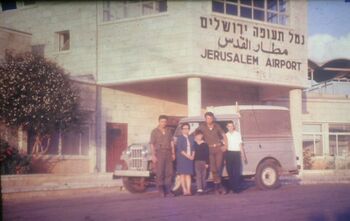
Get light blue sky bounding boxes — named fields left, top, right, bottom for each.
left=308, top=0, right=350, bottom=37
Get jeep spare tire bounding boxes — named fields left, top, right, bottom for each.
left=255, top=160, right=280, bottom=190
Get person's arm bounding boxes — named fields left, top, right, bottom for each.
left=150, top=143, right=157, bottom=163
left=150, top=130, right=157, bottom=163
left=181, top=150, right=191, bottom=160
left=205, top=144, right=210, bottom=166
left=171, top=140, right=175, bottom=161
left=239, top=134, right=247, bottom=164
left=222, top=133, right=228, bottom=151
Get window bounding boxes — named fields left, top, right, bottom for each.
left=27, top=127, right=90, bottom=156
left=329, top=124, right=350, bottom=156
left=212, top=0, right=288, bottom=25
left=57, top=31, right=70, bottom=52
left=61, top=127, right=90, bottom=155
left=240, top=110, right=291, bottom=138
left=102, top=0, right=167, bottom=22
left=1, top=0, right=17, bottom=11
left=302, top=124, right=323, bottom=156
left=1, top=0, right=35, bottom=11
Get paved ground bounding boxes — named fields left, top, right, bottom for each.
left=2, top=183, right=350, bottom=221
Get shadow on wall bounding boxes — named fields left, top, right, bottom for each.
left=308, top=209, right=350, bottom=221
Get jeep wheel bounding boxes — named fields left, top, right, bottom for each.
left=122, top=177, right=147, bottom=193
left=255, top=160, right=280, bottom=190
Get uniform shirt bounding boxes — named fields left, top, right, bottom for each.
left=198, top=123, right=224, bottom=146
left=226, top=130, right=242, bottom=151
left=150, top=127, right=173, bottom=151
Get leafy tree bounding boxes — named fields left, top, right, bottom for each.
left=0, top=52, right=84, bottom=154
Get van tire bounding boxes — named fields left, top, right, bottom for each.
left=255, top=160, right=280, bottom=190
left=122, top=177, right=147, bottom=193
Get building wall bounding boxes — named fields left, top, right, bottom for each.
left=190, top=0, right=308, bottom=87
left=98, top=86, right=187, bottom=172
left=0, top=27, right=32, bottom=60
left=97, top=0, right=308, bottom=87
left=302, top=95, right=350, bottom=123
left=0, top=1, right=308, bottom=88
left=0, top=2, right=98, bottom=77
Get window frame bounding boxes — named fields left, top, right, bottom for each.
left=212, top=0, right=289, bottom=26
left=56, top=30, right=70, bottom=52
left=102, top=0, right=168, bottom=23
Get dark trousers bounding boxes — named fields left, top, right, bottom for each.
left=156, top=150, right=173, bottom=188
left=225, top=151, right=242, bottom=192
left=209, top=146, right=223, bottom=184
left=195, top=160, right=207, bottom=190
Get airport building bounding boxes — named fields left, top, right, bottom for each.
left=0, top=1, right=348, bottom=174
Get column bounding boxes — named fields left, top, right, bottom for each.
left=187, top=78, right=202, bottom=116
left=289, top=89, right=303, bottom=172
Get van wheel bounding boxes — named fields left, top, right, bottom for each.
left=255, top=160, right=280, bottom=190
left=122, top=177, right=147, bottom=193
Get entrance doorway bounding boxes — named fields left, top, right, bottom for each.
left=106, top=123, right=128, bottom=172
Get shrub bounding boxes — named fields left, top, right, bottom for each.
left=0, top=138, right=31, bottom=175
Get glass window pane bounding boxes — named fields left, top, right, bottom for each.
left=253, top=0, right=264, bottom=8
left=227, top=0, right=238, bottom=3
left=279, top=14, right=287, bottom=25
left=62, top=131, right=80, bottom=155
left=241, top=0, right=252, bottom=6
left=267, top=0, right=278, bottom=11
left=253, top=9, right=264, bottom=21
left=81, top=127, right=90, bottom=155
left=329, top=124, right=350, bottom=133
left=227, top=4, right=238, bottom=15
left=156, top=0, right=167, bottom=12
left=303, top=124, right=322, bottom=133
left=125, top=1, right=141, bottom=18
left=314, top=135, right=323, bottom=156
left=329, top=135, right=337, bottom=156
left=267, top=12, right=278, bottom=23
left=338, top=135, right=350, bottom=156
left=212, top=0, right=224, bottom=13
left=279, top=0, right=287, bottom=13
left=142, top=1, right=154, bottom=15
left=241, top=6, right=252, bottom=18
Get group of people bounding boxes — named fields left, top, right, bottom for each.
left=150, top=112, right=247, bottom=197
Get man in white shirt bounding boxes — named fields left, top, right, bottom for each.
left=225, top=121, right=247, bottom=194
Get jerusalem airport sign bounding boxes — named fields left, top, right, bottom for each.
left=199, top=16, right=305, bottom=72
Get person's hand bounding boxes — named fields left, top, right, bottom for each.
left=172, top=153, right=176, bottom=161
left=205, top=164, right=209, bottom=168
left=152, top=155, right=157, bottom=164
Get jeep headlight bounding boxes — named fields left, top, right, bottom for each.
left=141, top=149, right=148, bottom=156
left=126, top=150, right=131, bottom=156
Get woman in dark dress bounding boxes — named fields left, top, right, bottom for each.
left=176, top=123, right=195, bottom=196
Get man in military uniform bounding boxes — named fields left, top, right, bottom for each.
left=198, top=112, right=228, bottom=194
left=150, top=115, right=175, bottom=197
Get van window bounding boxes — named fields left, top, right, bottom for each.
left=240, top=110, right=291, bottom=137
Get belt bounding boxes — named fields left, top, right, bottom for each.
left=156, top=148, right=172, bottom=152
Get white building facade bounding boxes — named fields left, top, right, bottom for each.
left=1, top=0, right=310, bottom=173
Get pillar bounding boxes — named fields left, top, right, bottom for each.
left=289, top=89, right=303, bottom=172
left=187, top=78, right=202, bottom=116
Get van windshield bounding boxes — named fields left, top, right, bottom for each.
left=240, top=110, right=292, bottom=137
